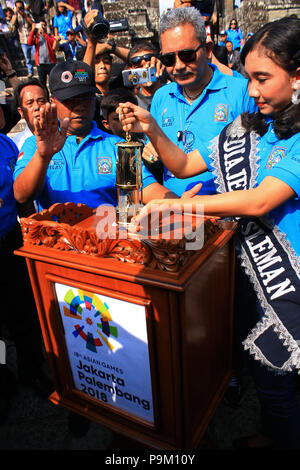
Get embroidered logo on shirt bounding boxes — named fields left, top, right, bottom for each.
left=213, top=104, right=229, bottom=122
left=265, top=146, right=287, bottom=169
left=48, top=156, right=65, bottom=170
left=161, top=108, right=174, bottom=127
left=98, top=156, right=112, bottom=174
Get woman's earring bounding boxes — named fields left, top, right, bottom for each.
left=292, top=80, right=300, bottom=105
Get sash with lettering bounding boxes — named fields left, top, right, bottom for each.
left=209, top=115, right=300, bottom=373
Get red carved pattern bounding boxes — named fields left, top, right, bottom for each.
left=20, top=203, right=221, bottom=272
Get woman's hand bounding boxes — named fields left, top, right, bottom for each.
left=180, top=182, right=203, bottom=199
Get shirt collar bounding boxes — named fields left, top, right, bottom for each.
left=88, top=120, right=104, bottom=140
left=170, top=63, right=228, bottom=100
left=66, top=121, right=104, bottom=146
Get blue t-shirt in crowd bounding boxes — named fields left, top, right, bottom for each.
left=226, top=28, right=244, bottom=50
left=14, top=122, right=154, bottom=212
left=53, top=11, right=73, bottom=39
left=148, top=64, right=256, bottom=196
left=0, top=134, right=19, bottom=238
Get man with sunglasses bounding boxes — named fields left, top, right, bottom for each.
left=142, top=6, right=255, bottom=200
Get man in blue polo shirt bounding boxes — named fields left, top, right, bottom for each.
left=13, top=60, right=154, bottom=212
left=140, top=7, right=256, bottom=200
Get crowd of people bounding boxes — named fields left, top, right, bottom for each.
left=0, top=0, right=300, bottom=451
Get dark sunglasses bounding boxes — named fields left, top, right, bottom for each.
left=130, top=53, right=156, bottom=67
left=159, top=44, right=204, bottom=67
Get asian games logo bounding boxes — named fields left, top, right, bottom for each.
left=63, top=288, right=120, bottom=353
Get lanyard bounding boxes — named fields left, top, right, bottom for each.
left=68, top=41, right=77, bottom=60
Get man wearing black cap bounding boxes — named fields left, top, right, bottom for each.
left=13, top=60, right=154, bottom=211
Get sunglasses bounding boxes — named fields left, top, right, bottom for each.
left=130, top=53, right=156, bottom=67
left=159, top=44, right=204, bottom=67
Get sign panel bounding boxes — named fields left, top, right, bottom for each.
left=55, top=283, right=154, bottom=423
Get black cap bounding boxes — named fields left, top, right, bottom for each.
left=49, top=61, right=98, bottom=101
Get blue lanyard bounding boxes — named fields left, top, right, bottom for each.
left=68, top=41, right=77, bottom=59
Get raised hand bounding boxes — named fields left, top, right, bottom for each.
left=34, top=102, right=69, bottom=160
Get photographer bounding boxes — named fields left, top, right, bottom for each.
left=28, top=19, right=56, bottom=88
left=11, top=1, right=34, bottom=78
left=82, top=9, right=129, bottom=71
left=82, top=9, right=129, bottom=130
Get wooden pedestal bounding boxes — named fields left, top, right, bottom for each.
left=15, top=203, right=237, bottom=450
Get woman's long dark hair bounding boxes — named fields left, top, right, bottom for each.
left=240, top=16, right=300, bottom=139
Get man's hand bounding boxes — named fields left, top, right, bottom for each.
left=117, top=102, right=155, bottom=135
left=34, top=102, right=69, bottom=160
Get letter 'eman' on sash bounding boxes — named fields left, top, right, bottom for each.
left=209, top=116, right=300, bottom=374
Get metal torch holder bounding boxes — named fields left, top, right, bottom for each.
left=115, top=139, right=144, bottom=226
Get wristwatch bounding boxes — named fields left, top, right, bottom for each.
left=7, top=70, right=17, bottom=78
left=107, top=38, right=116, bottom=53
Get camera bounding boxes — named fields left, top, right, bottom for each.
left=80, top=11, right=110, bottom=41
left=122, top=67, right=156, bottom=87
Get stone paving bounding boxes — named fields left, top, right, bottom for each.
left=0, top=335, right=265, bottom=451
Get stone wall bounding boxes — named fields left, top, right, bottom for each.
left=102, top=0, right=160, bottom=49
left=220, top=0, right=300, bottom=37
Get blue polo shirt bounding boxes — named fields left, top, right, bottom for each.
left=53, top=11, right=73, bottom=39
left=14, top=122, right=154, bottom=212
left=0, top=134, right=19, bottom=238
left=201, top=121, right=300, bottom=256
left=149, top=64, right=256, bottom=196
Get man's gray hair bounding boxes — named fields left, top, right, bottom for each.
left=159, top=7, right=207, bottom=46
